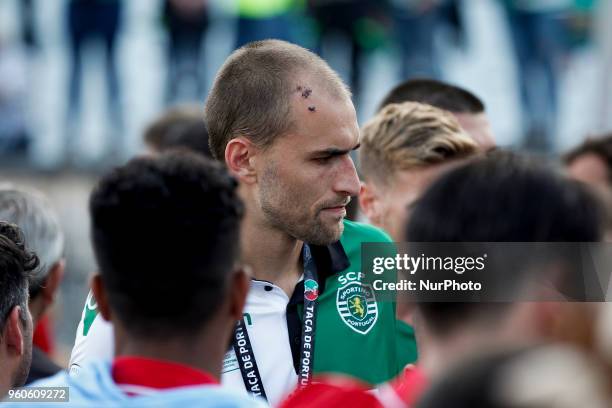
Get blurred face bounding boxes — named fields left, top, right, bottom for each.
left=566, top=153, right=610, bottom=192
left=376, top=167, right=444, bottom=241
left=363, top=162, right=459, bottom=242
left=453, top=112, right=495, bottom=151
left=256, top=90, right=360, bottom=245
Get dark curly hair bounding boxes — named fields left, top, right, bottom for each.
left=0, top=222, right=39, bottom=329
left=90, top=151, right=243, bottom=338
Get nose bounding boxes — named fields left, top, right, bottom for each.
left=334, top=155, right=361, bottom=197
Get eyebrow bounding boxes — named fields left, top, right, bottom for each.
left=311, top=143, right=361, bottom=157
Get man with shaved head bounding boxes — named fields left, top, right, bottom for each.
left=70, top=40, right=416, bottom=406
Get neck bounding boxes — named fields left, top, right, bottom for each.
left=0, top=372, right=9, bottom=398
left=114, top=324, right=228, bottom=380
left=0, top=352, right=18, bottom=396
left=241, top=199, right=304, bottom=295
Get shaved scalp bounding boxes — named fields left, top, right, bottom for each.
left=205, top=39, right=351, bottom=160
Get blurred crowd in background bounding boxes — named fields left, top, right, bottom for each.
left=0, top=0, right=612, bottom=365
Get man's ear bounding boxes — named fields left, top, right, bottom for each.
left=4, top=306, right=26, bottom=356
left=90, top=274, right=112, bottom=322
left=228, top=266, right=250, bottom=321
left=40, top=259, right=65, bottom=308
left=225, top=137, right=258, bottom=184
left=359, top=182, right=381, bottom=224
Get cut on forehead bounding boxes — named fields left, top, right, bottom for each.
left=205, top=40, right=351, bottom=160
left=290, top=71, right=355, bottom=123
left=292, top=70, right=351, bottom=100
left=288, top=78, right=359, bottom=150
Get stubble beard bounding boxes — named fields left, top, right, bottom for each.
left=261, top=196, right=344, bottom=245
left=259, top=169, right=344, bottom=245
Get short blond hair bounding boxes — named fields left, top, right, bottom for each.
left=205, top=40, right=351, bottom=160
left=360, top=102, right=478, bottom=184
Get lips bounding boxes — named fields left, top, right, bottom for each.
left=321, top=205, right=347, bottom=215
left=319, top=197, right=351, bottom=215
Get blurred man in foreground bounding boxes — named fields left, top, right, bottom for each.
left=0, top=186, right=65, bottom=384
left=70, top=105, right=212, bottom=371
left=378, top=78, right=495, bottom=150
left=13, top=152, right=263, bottom=407
left=0, top=222, right=38, bottom=397
left=381, top=152, right=605, bottom=405
left=283, top=152, right=606, bottom=407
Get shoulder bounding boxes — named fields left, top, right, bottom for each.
left=31, top=360, right=123, bottom=404
left=378, top=365, right=428, bottom=407
left=139, top=385, right=267, bottom=408
left=341, top=220, right=392, bottom=245
left=26, top=369, right=72, bottom=388
left=280, top=376, right=383, bottom=408
left=197, top=386, right=268, bottom=407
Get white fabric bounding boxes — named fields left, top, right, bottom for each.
left=221, top=280, right=298, bottom=406
left=69, top=292, right=114, bottom=375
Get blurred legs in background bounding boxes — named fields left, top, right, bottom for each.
left=596, top=0, right=612, bottom=131
left=234, top=0, right=295, bottom=49
left=393, top=4, right=445, bottom=81
left=235, top=14, right=293, bottom=49
left=66, top=0, right=123, bottom=163
left=0, top=41, right=30, bottom=157
left=505, top=7, right=568, bottom=152
left=308, top=0, right=384, bottom=109
left=18, top=0, right=38, bottom=51
left=163, top=0, right=208, bottom=105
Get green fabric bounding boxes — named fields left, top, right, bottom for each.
left=82, top=302, right=98, bottom=337
left=573, top=0, right=596, bottom=11
left=237, top=0, right=295, bottom=18
left=396, top=320, right=419, bottom=368
left=502, top=0, right=572, bottom=11
left=80, top=293, right=99, bottom=337
left=311, top=220, right=418, bottom=385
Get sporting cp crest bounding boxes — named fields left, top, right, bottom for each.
left=336, top=281, right=378, bottom=335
